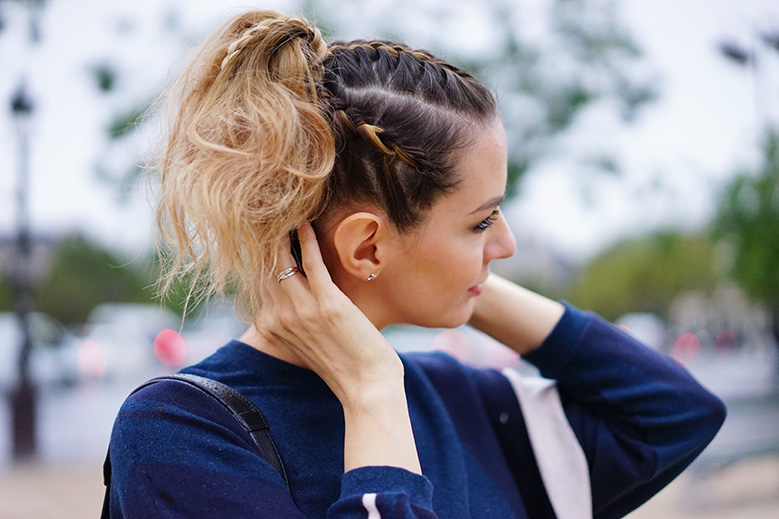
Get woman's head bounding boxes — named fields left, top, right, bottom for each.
left=153, top=10, right=507, bottom=322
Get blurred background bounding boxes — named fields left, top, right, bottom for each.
left=1, top=0, right=778, bottom=517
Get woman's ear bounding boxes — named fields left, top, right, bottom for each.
left=332, top=212, right=388, bottom=281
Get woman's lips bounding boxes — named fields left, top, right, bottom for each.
left=468, top=284, right=483, bottom=296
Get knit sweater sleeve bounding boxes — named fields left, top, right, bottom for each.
left=326, top=467, right=436, bottom=519
left=489, top=303, right=726, bottom=519
left=107, top=379, right=438, bottom=518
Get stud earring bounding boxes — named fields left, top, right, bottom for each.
left=367, top=273, right=377, bottom=282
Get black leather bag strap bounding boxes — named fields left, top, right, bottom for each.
left=101, top=373, right=289, bottom=518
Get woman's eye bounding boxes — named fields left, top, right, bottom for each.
left=475, top=209, right=500, bottom=232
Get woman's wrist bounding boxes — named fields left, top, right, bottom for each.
left=468, top=273, right=565, bottom=355
left=340, top=379, right=422, bottom=475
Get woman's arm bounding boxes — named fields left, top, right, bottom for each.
left=467, top=274, right=725, bottom=518
left=468, top=273, right=565, bottom=355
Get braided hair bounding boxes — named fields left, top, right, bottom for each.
left=152, top=10, right=497, bottom=319
left=319, top=40, right=496, bottom=230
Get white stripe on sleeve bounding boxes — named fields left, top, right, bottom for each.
left=362, top=492, right=381, bottom=519
left=501, top=368, right=593, bottom=519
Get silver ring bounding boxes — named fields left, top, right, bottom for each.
left=276, top=267, right=299, bottom=283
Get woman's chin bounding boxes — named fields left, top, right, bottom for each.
left=414, top=302, right=475, bottom=330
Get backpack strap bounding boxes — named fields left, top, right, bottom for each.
left=101, top=373, right=288, bottom=518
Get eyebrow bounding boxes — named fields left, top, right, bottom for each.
left=469, top=195, right=505, bottom=215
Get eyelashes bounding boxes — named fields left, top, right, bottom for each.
left=475, top=209, right=500, bottom=231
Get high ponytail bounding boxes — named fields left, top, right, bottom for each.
left=152, top=10, right=333, bottom=318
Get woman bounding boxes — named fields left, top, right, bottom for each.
left=106, top=10, right=725, bottom=519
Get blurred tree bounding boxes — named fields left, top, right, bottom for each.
left=144, top=254, right=218, bottom=317
left=92, top=63, right=117, bottom=93
left=568, top=231, right=719, bottom=322
left=1, top=236, right=206, bottom=325
left=33, top=235, right=153, bottom=325
left=713, top=131, right=779, bottom=346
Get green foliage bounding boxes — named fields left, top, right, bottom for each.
left=93, top=63, right=116, bottom=92
left=506, top=159, right=530, bottom=197
left=713, top=131, right=779, bottom=307
left=25, top=234, right=232, bottom=325
left=33, top=235, right=156, bottom=324
left=107, top=102, right=149, bottom=140
left=568, top=231, right=719, bottom=321
left=143, top=255, right=213, bottom=317
left=546, top=86, right=593, bottom=133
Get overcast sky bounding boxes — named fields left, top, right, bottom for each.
left=1, top=0, right=778, bottom=264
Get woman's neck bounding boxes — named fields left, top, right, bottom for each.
left=239, top=325, right=310, bottom=368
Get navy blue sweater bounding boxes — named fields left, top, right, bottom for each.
left=107, top=305, right=725, bottom=518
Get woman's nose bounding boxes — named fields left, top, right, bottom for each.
left=486, top=217, right=516, bottom=262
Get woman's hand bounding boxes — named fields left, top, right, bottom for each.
left=257, top=222, right=400, bottom=401
left=254, top=222, right=421, bottom=474
left=468, top=273, right=565, bottom=356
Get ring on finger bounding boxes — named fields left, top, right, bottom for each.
left=276, top=266, right=300, bottom=283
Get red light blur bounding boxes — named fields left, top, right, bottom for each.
left=714, top=328, right=738, bottom=351
left=154, top=329, right=187, bottom=367
left=673, top=332, right=701, bottom=363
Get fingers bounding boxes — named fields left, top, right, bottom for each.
left=295, top=222, right=335, bottom=296
left=267, top=222, right=336, bottom=318
left=259, top=232, right=304, bottom=320
left=261, top=259, right=307, bottom=347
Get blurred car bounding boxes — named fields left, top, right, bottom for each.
left=65, top=302, right=182, bottom=381
left=0, top=311, right=82, bottom=391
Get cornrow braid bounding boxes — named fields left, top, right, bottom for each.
left=314, top=38, right=497, bottom=230
left=327, top=40, right=477, bottom=81
left=334, top=110, right=420, bottom=170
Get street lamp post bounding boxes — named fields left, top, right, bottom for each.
left=10, top=83, right=37, bottom=460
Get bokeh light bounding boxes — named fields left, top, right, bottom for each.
left=154, top=329, right=187, bottom=367
left=714, top=328, right=738, bottom=352
left=673, top=332, right=701, bottom=363
left=78, top=340, right=106, bottom=378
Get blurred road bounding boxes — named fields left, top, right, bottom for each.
left=0, top=463, right=105, bottom=519
left=627, top=454, right=779, bottom=519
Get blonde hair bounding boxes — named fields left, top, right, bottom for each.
left=152, top=10, right=496, bottom=320
left=153, top=11, right=332, bottom=318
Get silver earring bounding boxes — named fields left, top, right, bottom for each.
left=367, top=273, right=377, bottom=282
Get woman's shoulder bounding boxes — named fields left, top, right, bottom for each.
left=112, top=373, right=254, bottom=449
left=400, top=349, right=517, bottom=408
left=110, top=341, right=267, bottom=454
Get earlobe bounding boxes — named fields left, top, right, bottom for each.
left=332, top=212, right=386, bottom=282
